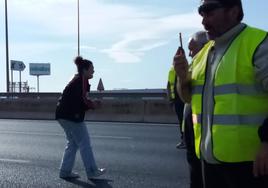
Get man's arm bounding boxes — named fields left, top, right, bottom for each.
left=173, top=47, right=192, bottom=103
left=253, top=36, right=268, bottom=177
left=254, top=36, right=268, bottom=92
left=176, top=72, right=192, bottom=103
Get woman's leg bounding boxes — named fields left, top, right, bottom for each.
left=70, top=122, right=98, bottom=176
left=58, top=119, right=79, bottom=176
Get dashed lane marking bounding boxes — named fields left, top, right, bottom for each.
left=0, top=130, right=133, bottom=140
left=0, top=158, right=30, bottom=164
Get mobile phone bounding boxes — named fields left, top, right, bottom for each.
left=178, top=32, right=184, bottom=55
left=179, top=32, right=183, bottom=49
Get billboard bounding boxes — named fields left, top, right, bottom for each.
left=29, top=63, right=50, bottom=76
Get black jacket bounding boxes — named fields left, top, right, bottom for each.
left=55, top=74, right=94, bottom=122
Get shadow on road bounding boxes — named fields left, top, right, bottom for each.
left=64, top=178, right=113, bottom=188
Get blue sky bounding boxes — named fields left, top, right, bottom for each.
left=0, top=0, right=267, bottom=92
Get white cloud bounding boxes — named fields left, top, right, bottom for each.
left=104, top=51, right=141, bottom=63
left=80, top=45, right=97, bottom=51
left=102, top=38, right=169, bottom=63
left=101, top=12, right=202, bottom=63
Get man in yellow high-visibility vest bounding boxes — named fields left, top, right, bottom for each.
left=183, top=31, right=209, bottom=188
left=167, top=66, right=185, bottom=149
left=174, top=0, right=268, bottom=187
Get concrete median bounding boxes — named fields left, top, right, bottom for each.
left=0, top=97, right=178, bottom=124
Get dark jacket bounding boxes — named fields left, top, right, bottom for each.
left=55, top=74, right=95, bottom=122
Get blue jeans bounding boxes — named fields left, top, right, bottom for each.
left=58, top=119, right=98, bottom=176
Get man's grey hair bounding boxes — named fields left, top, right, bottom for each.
left=191, top=31, right=209, bottom=47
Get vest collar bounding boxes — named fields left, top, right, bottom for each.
left=214, top=23, right=246, bottom=46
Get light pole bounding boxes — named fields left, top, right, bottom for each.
left=5, top=0, right=10, bottom=92
left=77, top=0, right=80, bottom=56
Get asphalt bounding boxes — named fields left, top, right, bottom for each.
left=0, top=119, right=189, bottom=188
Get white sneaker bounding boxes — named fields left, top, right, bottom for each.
left=88, top=168, right=106, bottom=179
left=60, top=172, right=80, bottom=179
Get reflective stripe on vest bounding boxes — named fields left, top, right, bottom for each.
left=195, top=114, right=266, bottom=125
left=191, top=26, right=268, bottom=162
left=193, top=83, right=266, bottom=95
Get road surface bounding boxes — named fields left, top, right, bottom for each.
left=0, top=119, right=189, bottom=188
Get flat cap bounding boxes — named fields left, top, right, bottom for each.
left=198, top=0, right=242, bottom=14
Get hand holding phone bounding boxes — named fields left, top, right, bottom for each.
left=173, top=32, right=188, bottom=80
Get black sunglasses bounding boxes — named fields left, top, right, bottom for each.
left=198, top=3, right=225, bottom=14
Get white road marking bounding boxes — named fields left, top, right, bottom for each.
left=0, top=130, right=132, bottom=140
left=0, top=130, right=63, bottom=137
left=0, top=119, right=178, bottom=127
left=91, top=121, right=178, bottom=127
left=0, top=158, right=30, bottom=164
left=92, top=135, right=132, bottom=140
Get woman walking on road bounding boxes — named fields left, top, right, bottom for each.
left=56, top=56, right=106, bottom=180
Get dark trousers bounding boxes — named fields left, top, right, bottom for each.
left=187, top=151, right=203, bottom=188
left=184, top=104, right=203, bottom=188
left=174, top=100, right=184, bottom=140
left=203, top=160, right=268, bottom=188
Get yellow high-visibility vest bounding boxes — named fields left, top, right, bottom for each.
left=168, top=67, right=176, bottom=100
left=191, top=26, right=268, bottom=162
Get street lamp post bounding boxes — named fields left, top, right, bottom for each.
left=77, top=0, right=80, bottom=56
left=5, top=0, right=10, bottom=93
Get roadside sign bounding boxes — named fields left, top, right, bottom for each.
left=97, top=78, right=105, bottom=91
left=29, top=63, right=50, bottom=76
left=11, top=60, right=26, bottom=71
